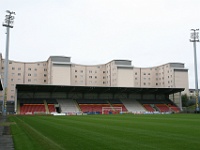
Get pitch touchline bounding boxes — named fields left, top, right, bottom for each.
left=14, top=116, right=66, bottom=150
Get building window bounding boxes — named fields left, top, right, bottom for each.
left=18, top=68, right=21, bottom=70
left=28, top=74, right=31, bottom=76
left=12, top=67, right=15, bottom=70
left=28, top=68, right=31, bottom=71
left=28, top=79, right=31, bottom=82
left=75, top=70, right=77, bottom=72
left=44, top=74, right=47, bottom=77
left=44, top=68, right=47, bottom=71
left=75, top=75, right=77, bottom=78
left=18, top=73, right=21, bottom=76
left=89, top=76, right=92, bottom=78
left=44, top=80, right=46, bottom=82
left=89, top=70, right=92, bottom=73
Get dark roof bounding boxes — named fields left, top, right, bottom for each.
left=16, top=84, right=184, bottom=95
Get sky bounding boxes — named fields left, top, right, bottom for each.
left=0, top=0, right=200, bottom=88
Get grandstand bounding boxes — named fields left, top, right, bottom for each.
left=15, top=84, right=183, bottom=115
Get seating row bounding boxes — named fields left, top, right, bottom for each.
left=143, top=104, right=180, bottom=113
left=20, top=104, right=56, bottom=114
left=20, top=104, right=45, bottom=114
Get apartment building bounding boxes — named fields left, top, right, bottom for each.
left=0, top=54, right=189, bottom=101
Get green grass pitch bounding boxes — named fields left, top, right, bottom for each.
left=9, top=114, right=200, bottom=150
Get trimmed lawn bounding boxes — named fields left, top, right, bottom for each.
left=9, top=114, right=200, bottom=150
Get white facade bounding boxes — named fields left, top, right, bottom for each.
left=0, top=54, right=189, bottom=101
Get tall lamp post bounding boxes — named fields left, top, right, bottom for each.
left=190, top=29, right=199, bottom=113
left=2, top=10, right=15, bottom=115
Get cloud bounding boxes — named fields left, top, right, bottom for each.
left=1, top=0, right=200, bottom=88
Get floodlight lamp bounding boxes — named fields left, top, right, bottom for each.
left=191, top=32, right=199, bottom=40
left=10, top=11, right=15, bottom=15
left=6, top=10, right=15, bottom=15
left=191, top=29, right=199, bottom=31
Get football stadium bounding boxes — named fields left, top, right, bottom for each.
left=0, top=36, right=199, bottom=150
left=1, top=2, right=200, bottom=149
left=2, top=82, right=200, bottom=149
left=0, top=43, right=198, bottom=150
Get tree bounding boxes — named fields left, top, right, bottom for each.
left=181, top=94, right=189, bottom=107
